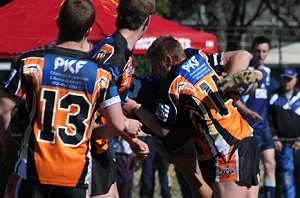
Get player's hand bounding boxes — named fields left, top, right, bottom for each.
left=274, top=140, right=283, bottom=151
left=123, top=98, right=140, bottom=116
left=129, top=138, right=149, bottom=159
left=219, top=71, right=227, bottom=79
left=245, top=110, right=263, bottom=123
left=293, top=140, right=300, bottom=151
left=2, top=138, right=20, bottom=168
left=124, top=118, right=143, bottom=137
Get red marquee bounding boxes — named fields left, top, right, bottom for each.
left=0, top=0, right=218, bottom=58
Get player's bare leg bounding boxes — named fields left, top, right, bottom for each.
left=213, top=182, right=256, bottom=198
left=247, top=174, right=260, bottom=198
left=213, top=176, right=259, bottom=198
left=155, top=138, right=212, bottom=198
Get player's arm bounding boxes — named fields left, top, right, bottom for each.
left=0, top=56, right=26, bottom=167
left=222, top=50, right=252, bottom=76
left=206, top=50, right=252, bottom=78
left=119, top=132, right=149, bottom=159
left=235, top=100, right=262, bottom=122
left=207, top=51, right=261, bottom=96
left=124, top=98, right=170, bottom=137
left=0, top=96, right=20, bottom=167
left=91, top=111, right=149, bottom=158
left=92, top=102, right=142, bottom=139
left=0, top=97, right=16, bottom=142
left=226, top=83, right=258, bottom=102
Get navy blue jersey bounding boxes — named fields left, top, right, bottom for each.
left=129, top=75, right=162, bottom=111
left=242, top=66, right=272, bottom=130
left=128, top=74, right=196, bottom=151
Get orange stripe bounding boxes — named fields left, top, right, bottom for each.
left=21, top=57, right=44, bottom=97
left=172, top=72, right=252, bottom=141
left=217, top=146, right=238, bottom=182
left=118, top=58, right=133, bottom=94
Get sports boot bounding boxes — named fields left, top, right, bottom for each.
left=218, top=69, right=263, bottom=92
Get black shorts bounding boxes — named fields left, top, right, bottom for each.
left=5, top=174, right=88, bottom=198
left=198, top=158, right=215, bottom=187
left=90, top=148, right=116, bottom=196
left=211, top=136, right=260, bottom=186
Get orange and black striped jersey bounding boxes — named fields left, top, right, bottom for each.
left=155, top=49, right=253, bottom=156
left=90, top=31, right=134, bottom=154
left=90, top=31, right=134, bottom=102
left=1, top=47, right=120, bottom=187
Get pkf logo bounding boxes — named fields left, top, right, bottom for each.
left=182, top=56, right=200, bottom=73
left=54, top=57, right=87, bottom=74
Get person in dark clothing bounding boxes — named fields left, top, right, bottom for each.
left=128, top=75, right=172, bottom=198
left=268, top=67, right=300, bottom=198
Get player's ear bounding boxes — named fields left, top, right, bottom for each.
left=164, top=55, right=172, bottom=68
left=145, top=15, right=151, bottom=27
left=85, top=27, right=92, bottom=38
left=142, top=15, right=152, bottom=31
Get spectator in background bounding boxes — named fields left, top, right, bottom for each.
left=139, top=135, right=171, bottom=198
left=235, top=36, right=276, bottom=198
left=268, top=67, right=300, bottom=198
left=110, top=136, right=135, bottom=198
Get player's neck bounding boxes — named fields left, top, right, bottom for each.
left=82, top=39, right=92, bottom=52
left=256, top=64, right=265, bottom=70
left=118, top=28, right=144, bottom=50
left=56, top=36, right=85, bottom=51
left=56, top=42, right=83, bottom=51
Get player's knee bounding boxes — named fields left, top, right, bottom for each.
left=264, top=159, right=276, bottom=172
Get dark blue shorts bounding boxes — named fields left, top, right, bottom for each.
left=253, top=126, right=275, bottom=151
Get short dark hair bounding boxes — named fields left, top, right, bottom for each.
left=251, top=36, right=270, bottom=50
left=57, top=0, right=95, bottom=41
left=116, top=0, right=155, bottom=30
left=147, top=36, right=185, bottom=62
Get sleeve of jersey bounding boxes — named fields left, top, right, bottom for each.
left=99, top=86, right=121, bottom=110
left=96, top=67, right=121, bottom=110
left=153, top=92, right=177, bottom=130
left=1, top=57, right=25, bottom=100
left=206, top=52, right=225, bottom=75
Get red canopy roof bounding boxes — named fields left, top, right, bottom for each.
left=0, top=0, right=218, bottom=58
